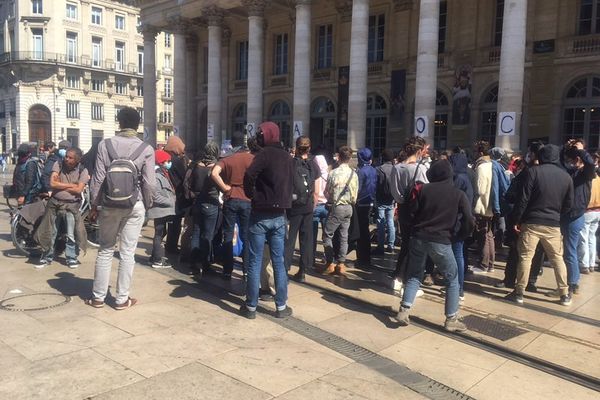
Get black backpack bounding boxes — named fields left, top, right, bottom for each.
left=377, top=166, right=392, bottom=200
left=292, top=157, right=315, bottom=207
left=101, top=139, right=149, bottom=208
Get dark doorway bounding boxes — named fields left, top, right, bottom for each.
left=28, top=104, right=52, bottom=146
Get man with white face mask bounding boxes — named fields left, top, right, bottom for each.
left=41, top=140, right=71, bottom=194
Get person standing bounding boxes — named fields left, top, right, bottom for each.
left=87, top=107, right=155, bottom=310
left=34, top=147, right=89, bottom=269
left=285, top=136, right=318, bottom=282
left=562, top=139, right=596, bottom=294
left=312, top=154, right=329, bottom=264
left=240, top=122, right=294, bottom=319
left=163, top=136, right=189, bottom=254
left=189, top=142, right=222, bottom=277
left=375, top=149, right=396, bottom=255
left=506, top=144, right=573, bottom=306
left=472, top=141, right=496, bottom=273
left=395, top=160, right=474, bottom=332
left=147, top=150, right=176, bottom=269
left=12, top=143, right=43, bottom=205
left=580, top=152, right=600, bottom=275
left=355, top=148, right=377, bottom=268
left=211, top=131, right=254, bottom=280
left=322, top=146, right=359, bottom=276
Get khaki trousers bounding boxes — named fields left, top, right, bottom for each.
left=516, top=224, right=569, bottom=296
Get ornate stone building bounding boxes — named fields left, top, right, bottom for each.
left=139, top=0, right=599, bottom=155
left=0, top=0, right=175, bottom=153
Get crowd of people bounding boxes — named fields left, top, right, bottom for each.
left=10, top=106, right=600, bottom=329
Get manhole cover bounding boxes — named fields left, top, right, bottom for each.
left=0, top=293, right=71, bottom=312
left=463, top=314, right=528, bottom=341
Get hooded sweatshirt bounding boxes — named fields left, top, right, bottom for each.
left=449, top=153, right=474, bottom=208
left=244, top=122, right=294, bottom=213
left=510, top=144, right=573, bottom=227
left=164, top=136, right=189, bottom=210
left=565, top=149, right=596, bottom=220
left=357, top=148, right=377, bottom=206
left=410, top=160, right=474, bottom=244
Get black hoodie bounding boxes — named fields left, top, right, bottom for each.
left=510, top=144, right=573, bottom=227
left=410, top=160, right=474, bottom=244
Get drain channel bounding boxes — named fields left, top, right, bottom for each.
left=266, top=312, right=475, bottom=400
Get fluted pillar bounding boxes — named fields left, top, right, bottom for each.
left=414, top=0, right=440, bottom=142
left=292, top=0, right=312, bottom=140
left=243, top=0, right=266, bottom=132
left=141, top=25, right=159, bottom=147
left=204, top=6, right=224, bottom=144
left=496, top=0, right=528, bottom=151
left=185, top=34, right=199, bottom=152
left=347, top=0, right=369, bottom=150
left=173, top=28, right=188, bottom=143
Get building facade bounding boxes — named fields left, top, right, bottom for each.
left=0, top=0, right=175, bottom=153
left=139, top=0, right=600, bottom=156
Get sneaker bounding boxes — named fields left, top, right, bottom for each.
left=569, top=284, right=580, bottom=295
left=471, top=266, right=488, bottom=274
left=525, top=283, right=538, bottom=293
left=560, top=294, right=572, bottom=306
left=66, top=259, right=80, bottom=269
left=292, top=271, right=305, bottom=283
left=580, top=268, right=590, bottom=275
left=151, top=258, right=172, bottom=269
left=422, top=274, right=434, bottom=286
left=494, top=281, right=507, bottom=288
left=222, top=272, right=232, bottom=281
left=239, top=304, right=256, bottom=319
left=114, top=297, right=138, bottom=310
left=394, top=306, right=410, bottom=326
left=488, top=267, right=495, bottom=273
left=386, top=245, right=394, bottom=254
left=444, top=315, right=468, bottom=332
left=459, top=295, right=465, bottom=303
left=276, top=306, right=293, bottom=318
left=259, top=290, right=274, bottom=302
left=34, top=259, right=51, bottom=269
left=322, top=263, right=336, bottom=275
left=416, top=289, right=424, bottom=298
left=505, top=291, right=524, bottom=304
left=335, top=263, right=347, bottom=276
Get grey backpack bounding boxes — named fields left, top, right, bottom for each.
left=101, top=139, right=149, bottom=208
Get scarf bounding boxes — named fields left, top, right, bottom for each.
left=116, top=128, right=138, bottom=138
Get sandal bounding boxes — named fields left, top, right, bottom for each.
left=85, top=298, right=105, bottom=308
left=114, top=297, right=138, bottom=310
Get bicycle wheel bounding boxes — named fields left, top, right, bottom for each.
left=11, top=214, right=41, bottom=257
left=82, top=210, right=100, bottom=248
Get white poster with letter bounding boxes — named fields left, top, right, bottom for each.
left=498, top=112, right=516, bottom=136
left=207, top=123, right=214, bottom=140
left=293, top=121, right=303, bottom=140
left=414, top=116, right=429, bottom=138
left=246, top=123, right=256, bottom=137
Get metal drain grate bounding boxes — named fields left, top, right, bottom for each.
left=268, top=314, right=475, bottom=400
left=462, top=315, right=528, bottom=341
left=0, top=293, right=71, bottom=312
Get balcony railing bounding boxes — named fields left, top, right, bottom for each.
left=0, top=51, right=140, bottom=75
left=312, top=68, right=333, bottom=81
left=571, top=34, right=600, bottom=54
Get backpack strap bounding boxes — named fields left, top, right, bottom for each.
left=129, top=142, right=150, bottom=162
left=105, top=139, right=119, bottom=162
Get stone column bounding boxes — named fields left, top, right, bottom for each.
left=292, top=0, right=312, bottom=141
left=243, top=0, right=266, bottom=129
left=185, top=34, right=199, bottom=152
left=141, top=25, right=159, bottom=147
left=172, top=27, right=188, bottom=144
left=4, top=100, right=12, bottom=152
left=347, top=0, right=369, bottom=150
left=204, top=6, right=224, bottom=145
left=414, top=0, right=440, bottom=143
left=496, top=0, right=528, bottom=151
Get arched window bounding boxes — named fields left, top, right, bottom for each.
left=366, top=94, right=387, bottom=158
left=435, top=90, right=450, bottom=150
left=269, top=100, right=291, bottom=146
left=232, top=103, right=247, bottom=135
left=311, top=97, right=336, bottom=150
left=479, top=85, right=498, bottom=146
left=563, top=76, right=600, bottom=149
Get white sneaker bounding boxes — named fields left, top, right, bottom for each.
left=416, top=289, right=424, bottom=298
left=34, top=259, right=50, bottom=269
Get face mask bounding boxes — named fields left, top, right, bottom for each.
left=58, top=149, right=67, bottom=158
left=164, top=161, right=172, bottom=170
left=524, top=153, right=532, bottom=164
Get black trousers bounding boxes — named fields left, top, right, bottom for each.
left=152, top=216, right=171, bottom=263
left=285, top=211, right=314, bottom=272
left=356, top=205, right=372, bottom=266
left=166, top=214, right=183, bottom=252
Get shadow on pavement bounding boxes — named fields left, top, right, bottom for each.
left=47, top=271, right=94, bottom=300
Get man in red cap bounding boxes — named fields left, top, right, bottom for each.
left=240, top=122, right=294, bottom=319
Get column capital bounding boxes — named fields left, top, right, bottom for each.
left=166, top=16, right=193, bottom=34
left=335, top=0, right=352, bottom=21
left=202, top=5, right=225, bottom=26
left=139, top=23, right=160, bottom=40
left=242, top=0, right=269, bottom=17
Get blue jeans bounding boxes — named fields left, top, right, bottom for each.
left=192, top=201, right=220, bottom=268
left=222, top=199, right=251, bottom=275
left=245, top=212, right=288, bottom=310
left=377, top=204, right=395, bottom=249
left=401, top=237, right=460, bottom=317
left=452, top=241, right=465, bottom=297
left=312, top=204, right=328, bottom=256
left=43, top=212, right=78, bottom=262
left=562, top=215, right=585, bottom=285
